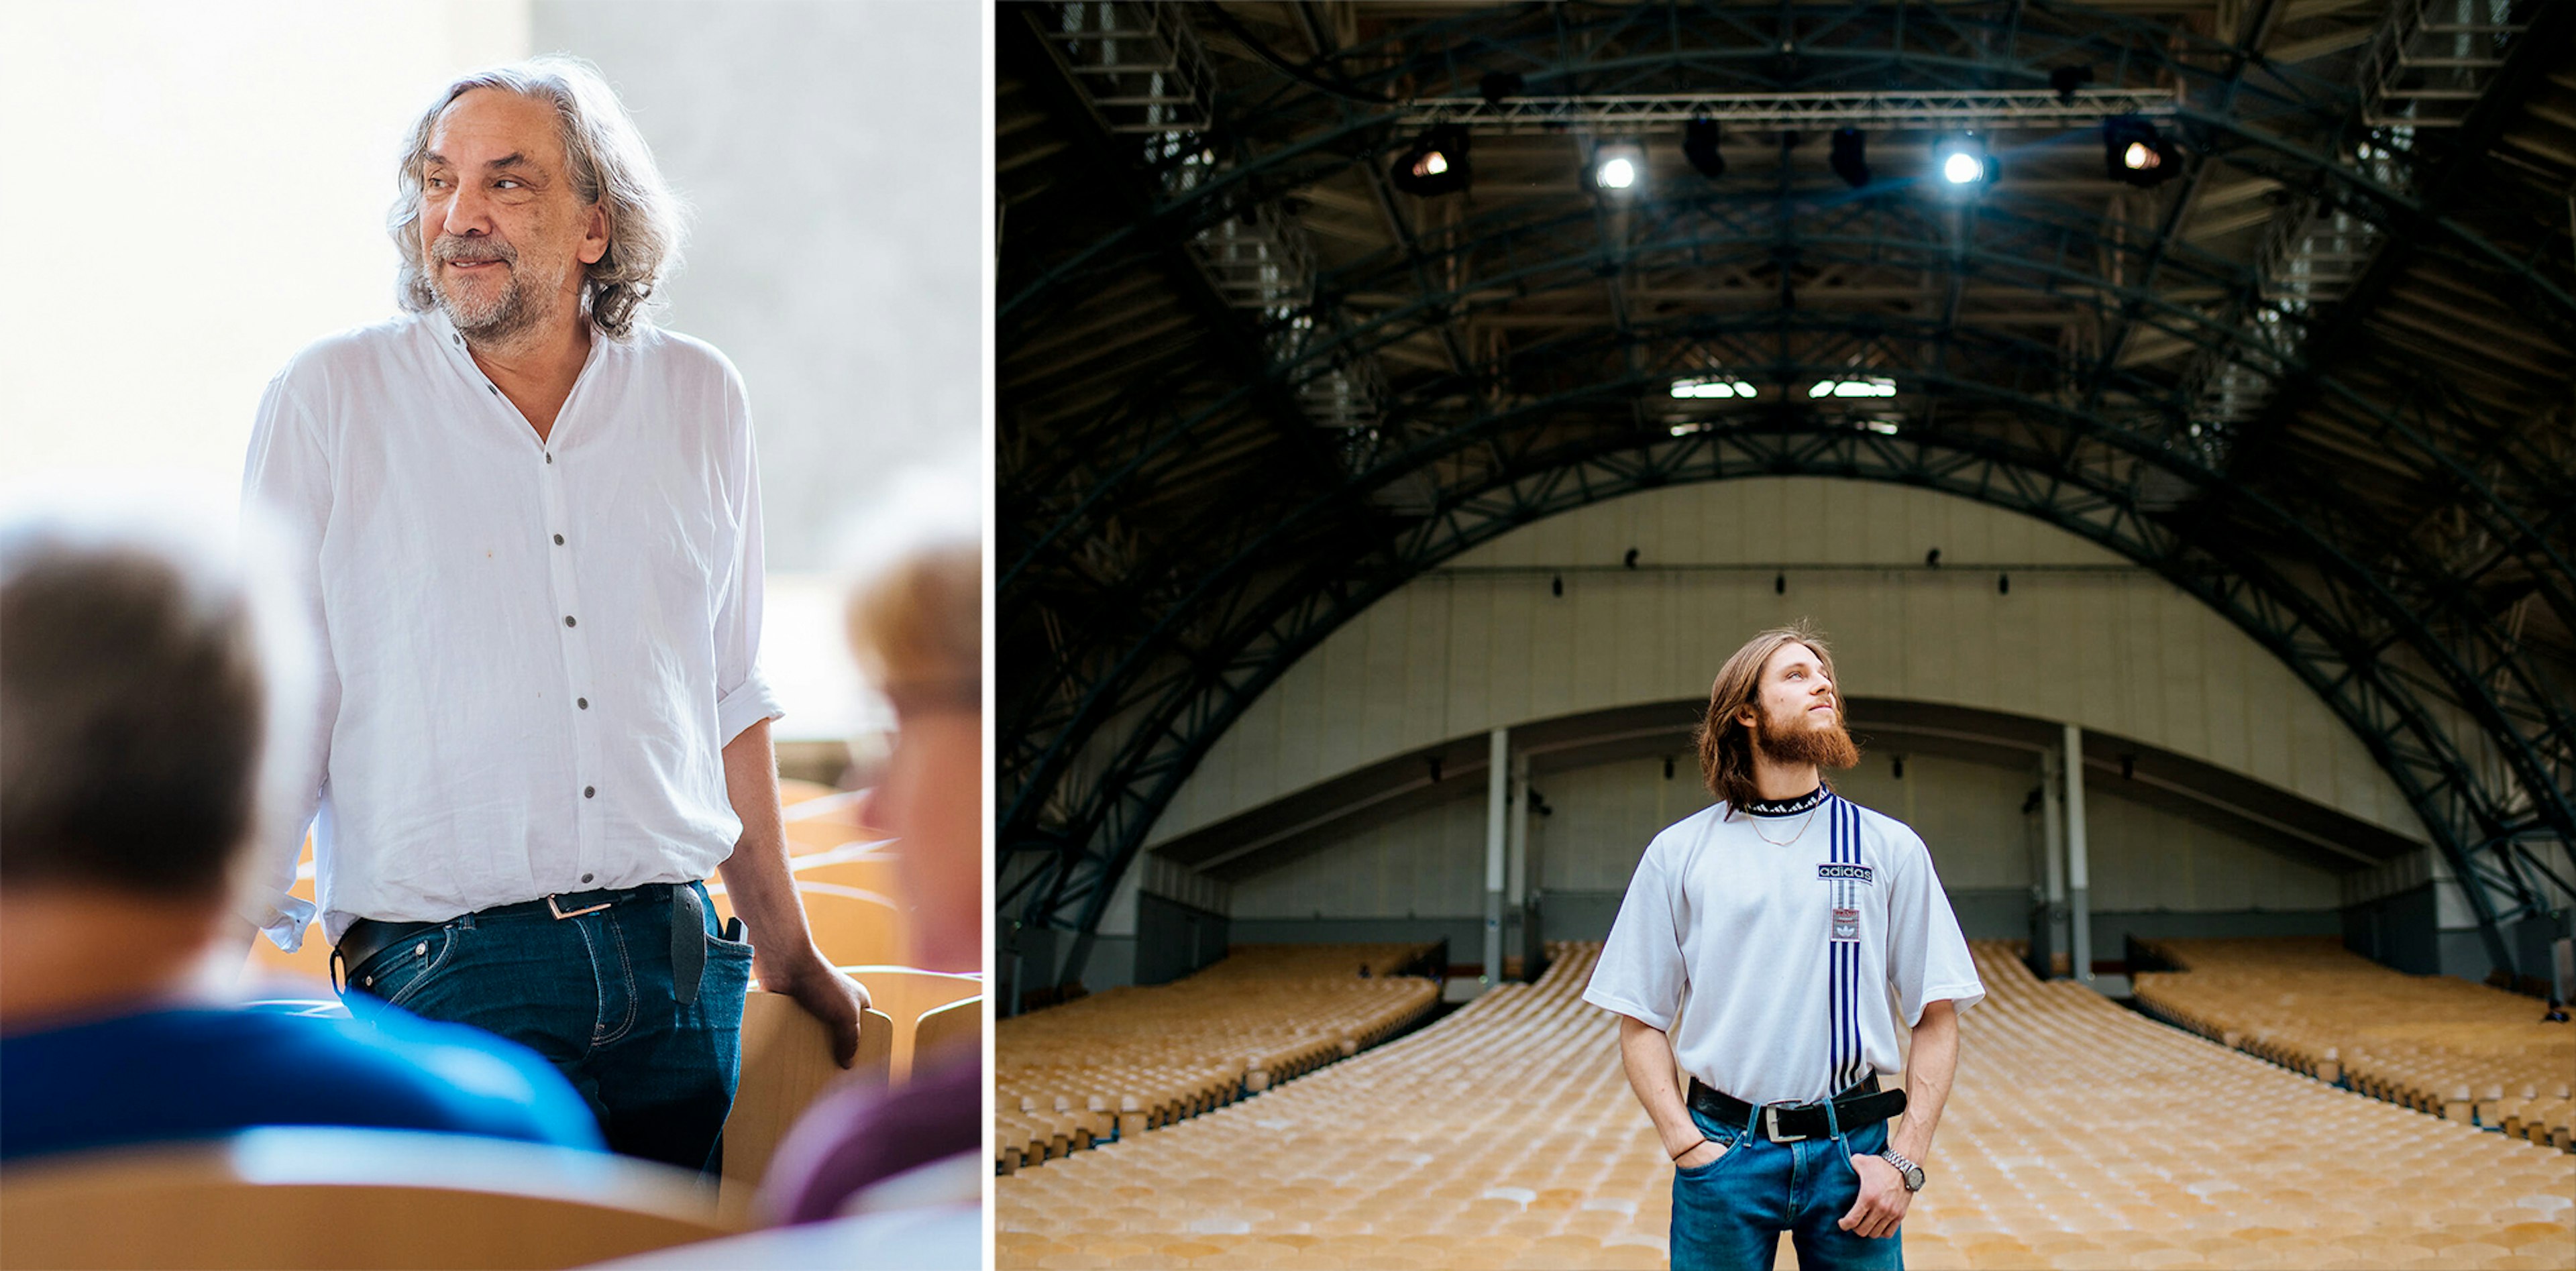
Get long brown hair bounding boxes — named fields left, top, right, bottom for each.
left=1693, top=620, right=1842, bottom=816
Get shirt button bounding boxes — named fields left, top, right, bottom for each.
left=564, top=616, right=577, bottom=627
left=584, top=786, right=596, bottom=798
left=578, top=698, right=588, bottom=709
left=545, top=453, right=553, bottom=464
left=581, top=873, right=594, bottom=883
left=553, top=534, right=565, bottom=545
left=488, top=385, right=500, bottom=396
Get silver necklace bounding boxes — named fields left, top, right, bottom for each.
left=1748, top=803, right=1823, bottom=847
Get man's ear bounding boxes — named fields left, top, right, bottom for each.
left=1734, top=706, right=1758, bottom=729
left=578, top=203, right=611, bottom=267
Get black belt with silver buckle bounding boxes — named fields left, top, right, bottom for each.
left=1688, top=1074, right=1907, bottom=1144
left=334, top=881, right=711, bottom=1007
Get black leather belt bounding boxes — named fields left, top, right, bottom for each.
left=1688, top=1074, right=1907, bottom=1143
left=334, top=882, right=712, bottom=1007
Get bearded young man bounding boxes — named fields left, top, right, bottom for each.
left=239, top=58, right=866, bottom=1172
left=1583, top=623, right=1984, bottom=1271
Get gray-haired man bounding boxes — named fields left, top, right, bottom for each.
left=241, top=57, right=867, bottom=1172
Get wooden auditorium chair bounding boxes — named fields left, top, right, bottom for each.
left=717, top=991, right=892, bottom=1206
left=835, top=966, right=982, bottom=1082
left=913, top=996, right=981, bottom=1076
left=0, top=1126, right=731, bottom=1270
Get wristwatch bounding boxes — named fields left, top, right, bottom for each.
left=1878, top=1148, right=1925, bottom=1193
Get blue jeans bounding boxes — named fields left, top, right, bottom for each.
left=339, top=881, right=753, bottom=1173
left=1670, top=1102, right=1904, bottom=1271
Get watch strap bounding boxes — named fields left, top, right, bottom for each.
left=1878, top=1148, right=1925, bottom=1192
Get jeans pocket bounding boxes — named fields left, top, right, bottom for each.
left=706, top=914, right=755, bottom=960
left=1676, top=1118, right=1742, bottom=1178
left=353, top=927, right=458, bottom=1008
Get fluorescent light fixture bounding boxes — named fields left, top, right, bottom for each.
left=1863, top=419, right=1900, bottom=435
left=1811, top=377, right=1897, bottom=398
left=1669, top=376, right=1757, bottom=399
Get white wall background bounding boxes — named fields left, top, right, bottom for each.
left=3, top=1, right=532, bottom=496
left=1151, top=478, right=2425, bottom=848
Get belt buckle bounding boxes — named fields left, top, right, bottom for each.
left=1762, top=1102, right=1809, bottom=1144
left=546, top=893, right=612, bottom=920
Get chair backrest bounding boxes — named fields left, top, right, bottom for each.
left=793, top=854, right=908, bottom=897
left=705, top=885, right=909, bottom=969
left=794, top=887, right=912, bottom=967
left=914, top=996, right=982, bottom=1074
left=0, top=1126, right=732, bottom=1270
left=721, top=993, right=892, bottom=1204
left=837, top=966, right=982, bottom=1083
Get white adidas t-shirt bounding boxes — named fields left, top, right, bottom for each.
left=1583, top=787, right=1986, bottom=1106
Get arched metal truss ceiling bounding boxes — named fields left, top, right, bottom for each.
left=998, top=1, right=2576, bottom=985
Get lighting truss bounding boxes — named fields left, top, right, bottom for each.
left=1399, top=89, right=2180, bottom=133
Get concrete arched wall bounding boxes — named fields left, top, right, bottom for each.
left=1151, top=478, right=2425, bottom=849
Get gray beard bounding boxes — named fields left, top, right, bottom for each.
left=435, top=268, right=539, bottom=344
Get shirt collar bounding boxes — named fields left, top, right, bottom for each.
left=1743, top=786, right=1830, bottom=817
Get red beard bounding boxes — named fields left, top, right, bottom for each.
left=1756, top=702, right=1861, bottom=770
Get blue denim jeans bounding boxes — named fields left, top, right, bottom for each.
left=1670, top=1101, right=1904, bottom=1271
left=339, top=881, right=753, bottom=1173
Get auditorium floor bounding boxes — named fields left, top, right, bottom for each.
left=996, top=942, right=2576, bottom=1270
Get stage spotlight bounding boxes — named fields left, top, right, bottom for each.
left=2048, top=64, right=2095, bottom=101
left=1391, top=126, right=1470, bottom=197
left=1588, top=141, right=1646, bottom=193
left=1683, top=117, right=1726, bottom=180
left=2102, top=116, right=2179, bottom=186
left=1933, top=133, right=1998, bottom=192
left=1828, top=127, right=1870, bottom=188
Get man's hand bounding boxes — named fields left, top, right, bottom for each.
left=758, top=943, right=871, bottom=1068
left=1839, top=1153, right=1911, bottom=1239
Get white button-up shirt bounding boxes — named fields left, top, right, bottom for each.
left=242, top=309, right=782, bottom=949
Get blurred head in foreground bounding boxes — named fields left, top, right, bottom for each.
left=843, top=482, right=981, bottom=973
left=0, top=500, right=308, bottom=1024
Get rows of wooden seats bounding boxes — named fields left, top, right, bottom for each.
left=994, top=946, right=1441, bottom=1176
left=1185, top=942, right=1446, bottom=981
left=998, top=938, right=2575, bottom=1270
left=2131, top=936, right=2576, bottom=1149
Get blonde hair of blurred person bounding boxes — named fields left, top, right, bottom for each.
left=844, top=533, right=981, bottom=974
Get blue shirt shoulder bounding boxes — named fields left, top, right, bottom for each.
left=0, top=1005, right=602, bottom=1162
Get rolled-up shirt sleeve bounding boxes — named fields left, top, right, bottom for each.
left=238, top=374, right=333, bottom=952
left=712, top=380, right=784, bottom=744
left=1584, top=842, right=1686, bottom=1030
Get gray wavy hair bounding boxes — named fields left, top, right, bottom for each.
left=389, top=56, right=684, bottom=339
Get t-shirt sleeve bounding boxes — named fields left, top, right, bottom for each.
left=1884, top=828, right=1984, bottom=1025
left=1583, top=836, right=1688, bottom=1030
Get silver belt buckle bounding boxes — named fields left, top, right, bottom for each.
left=546, top=893, right=612, bottom=920
left=1763, top=1102, right=1809, bottom=1144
